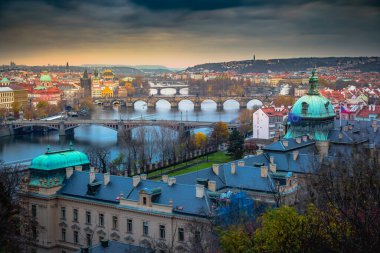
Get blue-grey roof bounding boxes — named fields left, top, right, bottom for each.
left=127, top=180, right=210, bottom=216
left=263, top=138, right=315, bottom=152
left=76, top=240, right=154, bottom=253
left=176, top=154, right=277, bottom=193
left=59, top=172, right=134, bottom=204
left=58, top=171, right=210, bottom=217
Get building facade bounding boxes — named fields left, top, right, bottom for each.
left=253, top=107, right=288, bottom=139
left=0, top=85, right=28, bottom=109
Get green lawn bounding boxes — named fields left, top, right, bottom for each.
left=148, top=151, right=232, bottom=179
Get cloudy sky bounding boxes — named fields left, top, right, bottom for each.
left=0, top=0, right=379, bottom=67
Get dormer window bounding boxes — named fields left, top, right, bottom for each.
left=301, top=102, right=308, bottom=114
left=325, top=101, right=330, bottom=110
left=143, top=197, right=147, bottom=205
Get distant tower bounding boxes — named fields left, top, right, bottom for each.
left=66, top=62, right=69, bottom=73
left=253, top=54, right=256, bottom=61
left=80, top=69, right=91, bottom=98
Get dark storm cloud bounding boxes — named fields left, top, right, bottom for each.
left=0, top=0, right=378, bottom=65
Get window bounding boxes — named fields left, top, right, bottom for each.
left=86, top=234, right=91, bottom=246
left=86, top=211, right=91, bottom=224
left=99, top=236, right=104, bottom=243
left=61, top=228, right=66, bottom=241
left=31, top=205, right=37, bottom=218
left=73, top=209, right=78, bottom=222
left=195, top=231, right=201, bottom=242
left=32, top=226, right=37, bottom=240
left=112, top=216, right=118, bottom=230
left=99, top=213, right=104, bottom=226
left=143, top=221, right=149, bottom=236
left=178, top=227, right=184, bottom=241
left=127, top=219, right=133, bottom=233
left=159, top=225, right=166, bottom=239
left=143, top=197, right=147, bottom=205
left=61, top=207, right=66, bottom=220
left=74, top=231, right=79, bottom=244
left=301, top=102, right=309, bottom=114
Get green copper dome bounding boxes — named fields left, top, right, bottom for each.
left=1, top=77, right=10, bottom=83
left=290, top=69, right=335, bottom=119
left=40, top=74, right=52, bottom=82
left=285, top=69, right=335, bottom=141
left=29, top=148, right=90, bottom=171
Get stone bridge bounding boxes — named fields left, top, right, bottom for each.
left=7, top=119, right=239, bottom=139
left=149, top=85, right=189, bottom=95
left=96, top=95, right=271, bottom=110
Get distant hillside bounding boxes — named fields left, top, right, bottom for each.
left=185, top=57, right=380, bottom=73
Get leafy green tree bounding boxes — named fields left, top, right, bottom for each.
left=227, top=129, right=244, bottom=159
left=219, top=225, right=255, bottom=253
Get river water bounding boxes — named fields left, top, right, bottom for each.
left=0, top=98, right=262, bottom=163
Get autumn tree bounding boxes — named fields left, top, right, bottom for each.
left=78, top=97, right=95, bottom=112
left=273, top=95, right=294, bottom=107
left=193, top=132, right=207, bottom=149
left=210, top=122, right=229, bottom=146
left=305, top=149, right=380, bottom=252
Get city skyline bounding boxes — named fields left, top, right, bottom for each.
left=0, top=0, right=379, bottom=68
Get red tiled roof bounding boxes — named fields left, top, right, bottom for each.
left=261, top=107, right=288, bottom=117
left=356, top=105, right=380, bottom=118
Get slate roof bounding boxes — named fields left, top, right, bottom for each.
left=263, top=138, right=315, bottom=152
left=59, top=171, right=211, bottom=217
left=176, top=154, right=277, bottom=193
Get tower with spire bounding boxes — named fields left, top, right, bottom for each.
left=80, top=68, right=91, bottom=98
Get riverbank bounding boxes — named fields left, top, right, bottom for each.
left=148, top=151, right=232, bottom=179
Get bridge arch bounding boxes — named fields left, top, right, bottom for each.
left=200, top=99, right=217, bottom=110
left=155, top=99, right=171, bottom=109
left=178, top=99, right=194, bottom=110
left=223, top=99, right=240, bottom=110
left=247, top=99, right=263, bottom=109
left=133, top=100, right=148, bottom=110
left=13, top=124, right=60, bottom=131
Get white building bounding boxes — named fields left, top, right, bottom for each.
left=253, top=107, right=288, bottom=139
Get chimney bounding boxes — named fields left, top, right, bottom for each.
left=260, top=166, right=268, bottom=178
left=269, top=156, right=274, bottom=164
left=162, top=175, right=168, bottom=183
left=295, top=137, right=301, bottom=144
left=282, top=140, right=288, bottom=147
left=293, top=150, right=299, bottom=161
left=89, top=167, right=95, bottom=183
left=140, top=174, right=147, bottom=180
left=103, top=172, right=110, bottom=186
left=132, top=175, right=140, bottom=187
left=75, top=166, right=82, bottom=171
left=208, top=181, right=216, bottom=192
left=238, top=161, right=245, bottom=167
left=66, top=167, right=73, bottom=179
left=212, top=164, right=219, bottom=176
left=256, top=149, right=264, bottom=155
left=302, top=135, right=308, bottom=142
left=269, top=163, right=276, bottom=173
left=196, top=184, right=205, bottom=198
left=168, top=177, right=176, bottom=186
left=231, top=163, right=236, bottom=174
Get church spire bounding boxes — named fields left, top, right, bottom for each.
left=307, top=68, right=319, bottom=95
